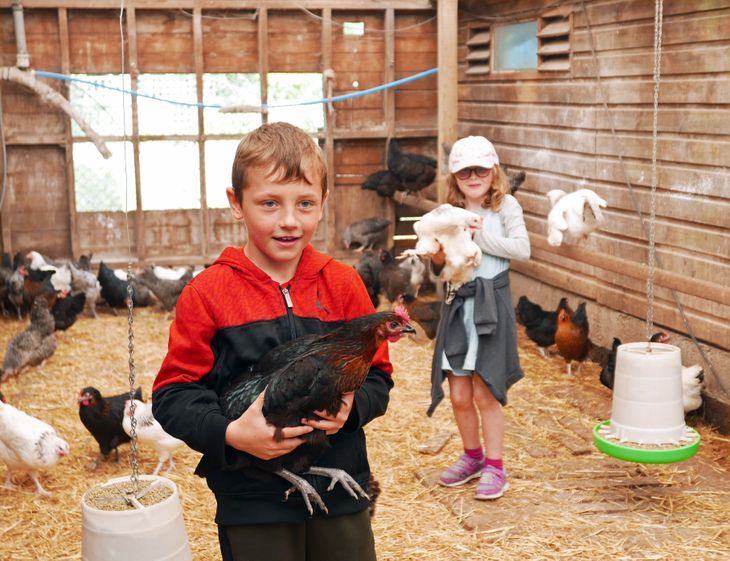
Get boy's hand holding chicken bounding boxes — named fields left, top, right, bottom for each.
left=225, top=389, right=355, bottom=461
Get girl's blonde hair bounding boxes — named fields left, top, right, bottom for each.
left=446, top=165, right=509, bottom=211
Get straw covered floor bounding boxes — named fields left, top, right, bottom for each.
left=0, top=306, right=728, bottom=560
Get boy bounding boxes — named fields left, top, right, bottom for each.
left=152, top=122, right=392, bottom=561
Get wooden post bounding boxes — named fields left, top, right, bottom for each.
left=193, top=7, right=209, bottom=260
left=258, top=8, right=269, bottom=125
left=127, top=7, right=145, bottom=263
left=322, top=8, right=335, bottom=254
left=383, top=8, right=397, bottom=242
left=0, top=87, right=10, bottom=254
left=437, top=0, right=458, bottom=203
left=58, top=7, right=79, bottom=259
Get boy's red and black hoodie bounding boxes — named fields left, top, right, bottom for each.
left=152, top=245, right=393, bottom=525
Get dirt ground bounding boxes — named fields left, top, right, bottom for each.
left=0, top=305, right=728, bottom=560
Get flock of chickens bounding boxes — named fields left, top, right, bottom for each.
left=0, top=251, right=195, bottom=495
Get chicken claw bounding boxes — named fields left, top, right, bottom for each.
left=305, top=466, right=369, bottom=501
left=276, top=468, right=328, bottom=515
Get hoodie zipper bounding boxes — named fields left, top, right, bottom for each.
left=280, top=286, right=297, bottom=339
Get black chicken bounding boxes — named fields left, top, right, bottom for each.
left=361, top=170, right=404, bottom=198
left=599, top=332, right=669, bottom=390
left=387, top=140, right=436, bottom=193
left=97, top=262, right=152, bottom=309
left=515, top=296, right=571, bottom=358
left=343, top=217, right=391, bottom=252
left=78, top=386, right=143, bottom=469
left=52, top=292, right=86, bottom=331
left=219, top=308, right=415, bottom=515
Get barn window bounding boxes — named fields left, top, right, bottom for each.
left=494, top=20, right=538, bottom=71
left=465, top=23, right=491, bottom=76
left=139, top=141, right=201, bottom=210
left=137, top=73, right=198, bottom=135
left=73, top=141, right=136, bottom=212
left=203, top=73, right=262, bottom=135
left=266, top=73, right=324, bottom=134
left=70, top=73, right=132, bottom=137
left=538, top=6, right=572, bottom=71
left=205, top=139, right=240, bottom=209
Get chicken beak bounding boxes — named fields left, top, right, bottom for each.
left=402, top=324, right=417, bottom=334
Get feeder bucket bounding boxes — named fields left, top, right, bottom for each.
left=82, top=475, right=192, bottom=561
left=608, top=342, right=685, bottom=444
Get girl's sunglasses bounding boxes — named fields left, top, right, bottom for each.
left=455, top=166, right=492, bottom=180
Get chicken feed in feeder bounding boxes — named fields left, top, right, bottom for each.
left=593, top=342, right=700, bottom=464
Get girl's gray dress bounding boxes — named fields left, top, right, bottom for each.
left=428, top=194, right=531, bottom=416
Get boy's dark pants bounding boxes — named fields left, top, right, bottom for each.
left=219, top=509, right=377, bottom=561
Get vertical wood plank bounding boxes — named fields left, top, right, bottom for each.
left=383, top=8, right=396, bottom=241
left=437, top=0, right=458, bottom=203
left=193, top=7, right=209, bottom=260
left=258, top=8, right=269, bottom=125
left=0, top=87, right=9, bottom=254
left=127, top=7, right=145, bottom=262
left=322, top=8, right=335, bottom=254
left=59, top=7, right=78, bottom=259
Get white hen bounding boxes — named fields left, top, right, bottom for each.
left=26, top=251, right=72, bottom=293
left=546, top=189, right=607, bottom=246
left=122, top=400, right=184, bottom=475
left=400, top=204, right=483, bottom=293
left=682, top=364, right=704, bottom=414
left=0, top=401, right=70, bottom=496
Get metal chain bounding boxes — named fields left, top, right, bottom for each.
left=127, top=268, right=140, bottom=492
left=646, top=0, right=663, bottom=348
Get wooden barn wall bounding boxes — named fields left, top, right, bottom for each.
left=456, top=1, right=729, bottom=356
left=0, top=3, right=436, bottom=266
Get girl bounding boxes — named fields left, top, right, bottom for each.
left=427, top=135, right=530, bottom=500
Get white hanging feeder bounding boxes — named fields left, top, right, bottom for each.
left=81, top=475, right=192, bottom=561
left=593, top=342, right=700, bottom=464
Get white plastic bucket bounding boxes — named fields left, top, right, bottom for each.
left=608, top=342, right=685, bottom=444
left=82, top=475, right=192, bottom=561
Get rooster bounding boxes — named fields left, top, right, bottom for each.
left=599, top=332, right=705, bottom=413
left=78, top=386, right=143, bottom=469
left=122, top=399, right=184, bottom=475
left=399, top=204, right=483, bottom=295
left=0, top=400, right=70, bottom=496
left=546, top=188, right=607, bottom=246
left=343, top=217, right=391, bottom=252
left=1, top=298, right=57, bottom=381
left=516, top=296, right=572, bottom=358
left=219, top=307, right=415, bottom=515
left=554, top=302, right=594, bottom=376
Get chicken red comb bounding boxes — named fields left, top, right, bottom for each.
left=393, top=303, right=411, bottom=324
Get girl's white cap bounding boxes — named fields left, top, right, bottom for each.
left=448, top=136, right=499, bottom=172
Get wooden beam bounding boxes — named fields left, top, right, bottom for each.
left=0, top=87, right=10, bottom=254
left=322, top=8, right=335, bottom=254
left=0, top=1, right=434, bottom=9
left=193, top=7, right=209, bottom=260
left=58, top=7, right=79, bottom=260
left=437, top=0, right=458, bottom=203
left=530, top=234, right=730, bottom=307
left=127, top=7, right=145, bottom=263
left=258, top=7, right=269, bottom=124
left=383, top=8, right=396, bottom=242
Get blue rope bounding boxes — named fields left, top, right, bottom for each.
left=33, top=68, right=438, bottom=110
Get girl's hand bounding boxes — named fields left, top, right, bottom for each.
left=225, top=389, right=313, bottom=460
left=303, top=391, right=355, bottom=435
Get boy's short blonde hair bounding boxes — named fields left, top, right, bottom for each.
left=231, top=122, right=328, bottom=201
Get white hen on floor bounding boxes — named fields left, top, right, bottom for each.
left=0, top=401, right=70, bottom=496
left=546, top=188, right=607, bottom=246
left=122, top=399, right=184, bottom=476
left=400, top=204, right=483, bottom=293
left=682, top=364, right=704, bottom=414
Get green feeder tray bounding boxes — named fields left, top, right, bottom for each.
left=592, top=421, right=700, bottom=464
